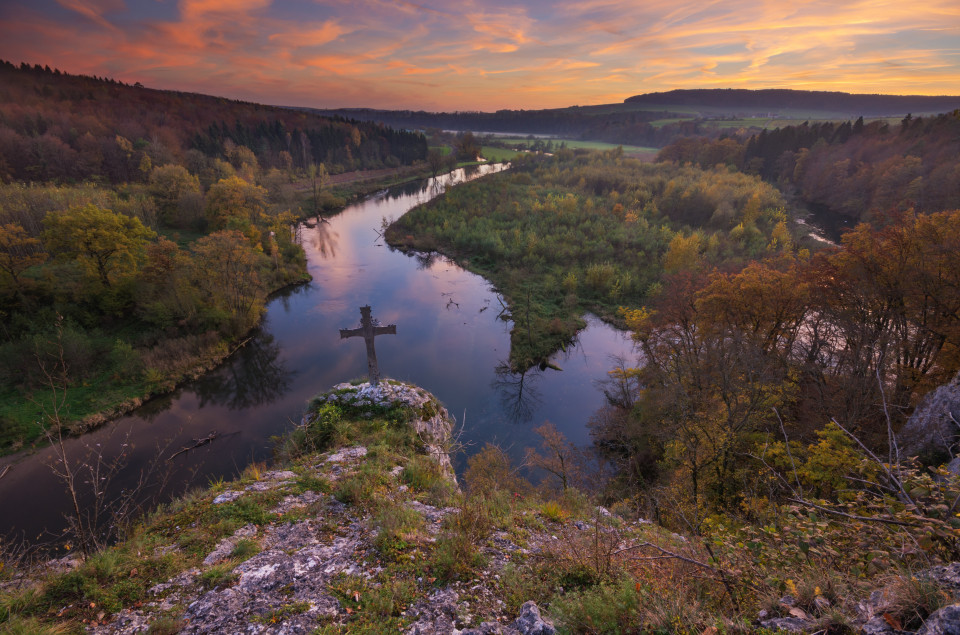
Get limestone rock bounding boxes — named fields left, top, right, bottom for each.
left=211, top=490, right=243, bottom=505
left=202, top=523, right=257, bottom=566
left=922, top=562, right=960, bottom=593
left=512, top=601, right=556, bottom=635
left=917, top=604, right=960, bottom=635
left=759, top=616, right=814, bottom=632
left=899, top=371, right=960, bottom=460
left=405, top=587, right=461, bottom=635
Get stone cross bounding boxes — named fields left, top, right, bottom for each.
left=339, top=305, right=396, bottom=386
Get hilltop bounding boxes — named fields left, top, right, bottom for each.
left=625, top=88, right=960, bottom=117
left=0, top=60, right=427, bottom=184
left=4, top=379, right=960, bottom=634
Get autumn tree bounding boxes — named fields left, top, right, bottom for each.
left=455, top=132, right=480, bottom=161
left=148, top=164, right=201, bottom=226
left=190, top=230, right=266, bottom=335
left=620, top=265, right=803, bottom=521
left=204, top=176, right=268, bottom=248
left=137, top=237, right=200, bottom=329
left=0, top=222, right=47, bottom=292
left=307, top=163, right=327, bottom=215
left=427, top=148, right=446, bottom=178
left=42, top=204, right=155, bottom=288
left=524, top=422, right=586, bottom=492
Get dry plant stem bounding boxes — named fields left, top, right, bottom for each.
left=829, top=417, right=916, bottom=507
left=785, top=497, right=921, bottom=527
left=34, top=321, right=92, bottom=555
left=876, top=365, right=903, bottom=483
left=774, top=407, right=803, bottom=496
left=615, top=540, right=748, bottom=603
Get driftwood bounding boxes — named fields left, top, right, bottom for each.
left=168, top=432, right=219, bottom=461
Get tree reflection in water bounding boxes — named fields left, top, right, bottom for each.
left=492, top=362, right=543, bottom=425
left=193, top=331, right=293, bottom=410
left=306, top=218, right=339, bottom=259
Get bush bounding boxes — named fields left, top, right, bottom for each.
left=550, top=577, right=642, bottom=633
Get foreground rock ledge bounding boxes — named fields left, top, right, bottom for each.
left=89, top=381, right=554, bottom=634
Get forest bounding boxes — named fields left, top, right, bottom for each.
left=385, top=133, right=960, bottom=630
left=0, top=62, right=430, bottom=452
left=658, top=110, right=960, bottom=224
left=0, top=60, right=427, bottom=183
left=315, top=105, right=713, bottom=148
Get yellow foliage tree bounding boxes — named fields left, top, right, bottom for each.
left=0, top=222, right=47, bottom=291
left=42, top=204, right=155, bottom=288
left=205, top=176, right=267, bottom=230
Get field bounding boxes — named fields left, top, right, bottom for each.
left=487, top=136, right=658, bottom=158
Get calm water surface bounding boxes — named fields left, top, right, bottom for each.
left=0, top=165, right=634, bottom=543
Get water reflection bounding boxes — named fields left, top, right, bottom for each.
left=0, top=164, right=636, bottom=545
left=305, top=219, right=340, bottom=259
left=492, top=363, right=543, bottom=424
left=193, top=332, right=293, bottom=410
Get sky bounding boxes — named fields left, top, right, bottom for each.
left=1, top=0, right=958, bottom=111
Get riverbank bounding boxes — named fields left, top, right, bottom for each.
left=0, top=163, right=465, bottom=457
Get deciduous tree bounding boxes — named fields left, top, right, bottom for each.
left=42, top=204, right=155, bottom=288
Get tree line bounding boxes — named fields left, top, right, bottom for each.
left=0, top=60, right=427, bottom=184
left=657, top=110, right=960, bottom=224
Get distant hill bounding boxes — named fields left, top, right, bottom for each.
left=306, top=106, right=682, bottom=136
left=0, top=61, right=426, bottom=183
left=625, top=89, right=960, bottom=117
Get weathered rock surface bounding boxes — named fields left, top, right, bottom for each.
left=899, top=371, right=960, bottom=459
left=917, top=604, right=960, bottom=635
left=88, top=382, right=562, bottom=634
left=317, top=381, right=457, bottom=481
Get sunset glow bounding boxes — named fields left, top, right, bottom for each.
left=1, top=0, right=959, bottom=110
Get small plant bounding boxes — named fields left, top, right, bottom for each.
left=230, top=538, right=260, bottom=561
left=294, top=474, right=332, bottom=494
left=215, top=497, right=275, bottom=525
left=147, top=615, right=184, bottom=634
left=243, top=462, right=267, bottom=482
left=373, top=505, right=425, bottom=560
left=199, top=563, right=238, bottom=589
left=401, top=455, right=443, bottom=492
left=364, top=578, right=417, bottom=618
left=540, top=501, right=567, bottom=522
left=432, top=498, right=492, bottom=581
left=251, top=601, right=311, bottom=624
left=550, top=577, right=644, bottom=633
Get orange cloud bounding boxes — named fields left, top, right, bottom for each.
left=268, top=22, right=350, bottom=48
left=1, top=0, right=959, bottom=110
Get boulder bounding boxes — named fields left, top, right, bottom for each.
left=512, top=601, right=556, bottom=635
left=917, top=604, right=960, bottom=635
left=899, top=372, right=960, bottom=461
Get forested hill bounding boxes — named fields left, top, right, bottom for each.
left=307, top=106, right=689, bottom=142
left=0, top=61, right=426, bottom=183
left=626, top=88, right=960, bottom=116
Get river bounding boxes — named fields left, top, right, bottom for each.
left=0, top=165, right=635, bottom=545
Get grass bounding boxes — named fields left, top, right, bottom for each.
left=480, top=146, right=523, bottom=162
left=486, top=135, right=658, bottom=156
left=0, top=373, right=148, bottom=453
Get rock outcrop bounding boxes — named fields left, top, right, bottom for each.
left=316, top=381, right=458, bottom=482
left=899, top=371, right=960, bottom=460
left=88, top=381, right=560, bottom=634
